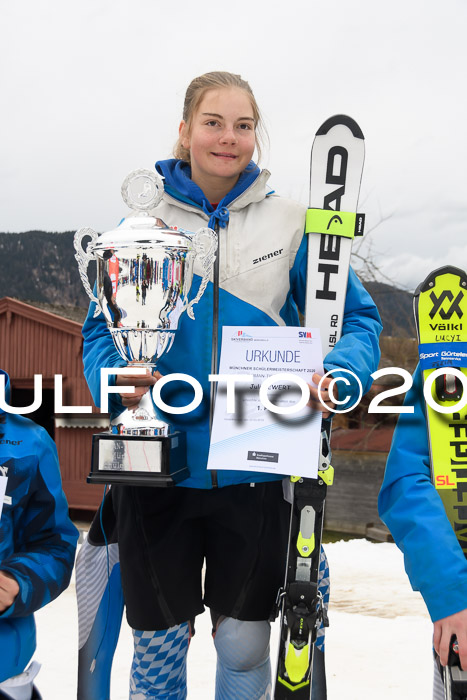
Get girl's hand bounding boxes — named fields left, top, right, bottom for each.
left=308, top=373, right=336, bottom=419
left=0, top=570, right=19, bottom=612
left=434, top=609, right=467, bottom=670
left=115, top=369, right=161, bottom=409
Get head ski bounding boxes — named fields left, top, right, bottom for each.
left=273, top=115, right=365, bottom=699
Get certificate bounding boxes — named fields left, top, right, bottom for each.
left=207, top=326, right=324, bottom=477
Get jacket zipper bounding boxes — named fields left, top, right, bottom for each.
left=210, top=222, right=220, bottom=488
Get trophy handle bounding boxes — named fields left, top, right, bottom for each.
left=185, top=227, right=217, bottom=320
left=74, top=227, right=101, bottom=318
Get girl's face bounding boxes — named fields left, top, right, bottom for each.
left=179, top=87, right=256, bottom=200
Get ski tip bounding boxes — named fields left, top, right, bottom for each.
left=316, top=115, right=364, bottom=139
left=413, top=265, right=467, bottom=297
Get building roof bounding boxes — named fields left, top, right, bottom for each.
left=0, top=296, right=83, bottom=336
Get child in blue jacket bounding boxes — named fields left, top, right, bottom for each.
left=0, top=370, right=78, bottom=699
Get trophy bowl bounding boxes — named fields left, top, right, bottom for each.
left=74, top=169, right=217, bottom=486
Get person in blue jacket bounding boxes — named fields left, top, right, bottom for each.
left=80, top=71, right=382, bottom=700
left=379, top=364, right=467, bottom=693
left=0, top=370, right=78, bottom=699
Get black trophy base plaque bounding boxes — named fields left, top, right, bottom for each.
left=88, top=431, right=188, bottom=486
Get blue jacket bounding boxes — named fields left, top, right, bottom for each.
left=0, top=371, right=78, bottom=682
left=82, top=161, right=382, bottom=489
left=378, top=364, right=467, bottom=622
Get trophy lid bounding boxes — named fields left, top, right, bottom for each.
left=92, top=217, right=194, bottom=252
left=91, top=169, right=196, bottom=252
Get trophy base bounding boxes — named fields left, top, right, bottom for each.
left=88, top=431, right=189, bottom=487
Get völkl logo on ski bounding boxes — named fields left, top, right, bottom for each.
left=429, top=290, right=464, bottom=320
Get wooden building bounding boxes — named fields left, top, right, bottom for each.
left=0, top=297, right=106, bottom=511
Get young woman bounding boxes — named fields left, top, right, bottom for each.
left=81, top=71, right=382, bottom=700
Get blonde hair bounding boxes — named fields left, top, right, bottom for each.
left=174, top=71, right=267, bottom=163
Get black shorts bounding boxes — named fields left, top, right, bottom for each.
left=111, top=480, right=291, bottom=631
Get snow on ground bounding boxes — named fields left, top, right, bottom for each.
left=34, top=538, right=434, bottom=699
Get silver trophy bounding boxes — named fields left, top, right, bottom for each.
left=74, top=169, right=217, bottom=486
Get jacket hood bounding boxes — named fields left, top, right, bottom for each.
left=0, top=370, right=10, bottom=415
left=155, top=158, right=272, bottom=230
left=156, top=158, right=261, bottom=209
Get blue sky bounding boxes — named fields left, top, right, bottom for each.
left=1, top=0, right=466, bottom=290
